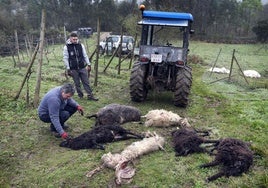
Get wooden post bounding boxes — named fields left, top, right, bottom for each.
left=24, top=36, right=30, bottom=58
left=33, top=9, right=46, bottom=107
left=14, top=43, right=39, bottom=100
left=129, top=33, right=138, bottom=70
left=64, top=25, right=67, bottom=42
left=103, top=46, right=120, bottom=73
left=209, top=48, right=222, bottom=77
left=233, top=55, right=249, bottom=85
left=94, top=17, right=100, bottom=87
left=26, top=34, right=33, bottom=57
left=228, top=49, right=235, bottom=82
left=117, top=28, right=123, bottom=75
left=89, top=48, right=96, bottom=62
left=14, top=30, right=21, bottom=68
left=228, top=49, right=249, bottom=85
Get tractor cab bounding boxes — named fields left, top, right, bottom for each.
left=129, top=5, right=194, bottom=107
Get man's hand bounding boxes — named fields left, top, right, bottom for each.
left=87, top=65, right=91, bottom=72
left=61, top=132, right=69, bottom=139
left=77, top=105, right=84, bottom=116
left=67, top=69, right=73, bottom=77
left=87, top=65, right=91, bottom=78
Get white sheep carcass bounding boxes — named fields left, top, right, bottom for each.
left=102, top=132, right=165, bottom=166
left=243, top=70, right=261, bottom=78
left=143, top=109, right=191, bottom=128
left=86, top=132, right=165, bottom=185
left=208, top=67, right=230, bottom=74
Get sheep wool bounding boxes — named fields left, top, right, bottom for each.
left=99, top=133, right=165, bottom=185
left=86, top=133, right=165, bottom=185
left=208, top=67, right=230, bottom=74
left=143, top=109, right=191, bottom=128
left=243, top=70, right=261, bottom=78
left=101, top=133, right=165, bottom=169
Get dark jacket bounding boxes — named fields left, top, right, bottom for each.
left=66, top=43, right=86, bottom=70
left=63, top=39, right=90, bottom=70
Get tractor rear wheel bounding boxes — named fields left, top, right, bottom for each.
left=129, top=62, right=148, bottom=102
left=174, top=66, right=192, bottom=107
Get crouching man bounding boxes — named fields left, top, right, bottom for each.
left=38, top=83, right=84, bottom=139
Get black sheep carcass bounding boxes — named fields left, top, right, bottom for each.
left=200, top=138, right=253, bottom=182
left=171, top=128, right=214, bottom=156
left=86, top=104, right=141, bottom=126
left=60, top=124, right=144, bottom=150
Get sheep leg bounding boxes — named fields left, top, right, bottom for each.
left=201, top=139, right=220, bottom=154
left=86, top=114, right=98, bottom=119
left=86, top=164, right=105, bottom=178
left=200, top=160, right=220, bottom=168
left=85, top=114, right=99, bottom=126
left=93, top=144, right=105, bottom=150
left=114, top=133, right=143, bottom=141
left=125, top=131, right=144, bottom=139
left=194, top=129, right=210, bottom=137
left=91, top=140, right=105, bottom=150
left=206, top=171, right=225, bottom=182
left=202, top=139, right=219, bottom=144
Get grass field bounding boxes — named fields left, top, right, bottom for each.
left=0, top=36, right=267, bottom=187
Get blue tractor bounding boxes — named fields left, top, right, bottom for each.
left=129, top=6, right=194, bottom=107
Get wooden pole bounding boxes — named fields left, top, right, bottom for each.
left=209, top=48, right=222, bottom=77
left=24, top=36, right=30, bottom=58
left=94, top=17, right=100, bottom=87
left=103, top=46, right=120, bottom=73
left=64, top=25, right=67, bottom=42
left=89, top=48, right=96, bottom=62
left=228, top=49, right=235, bottom=82
left=14, top=43, right=39, bottom=100
left=117, top=28, right=123, bottom=75
left=129, top=33, right=138, bottom=70
left=14, top=30, right=21, bottom=68
left=33, top=9, right=46, bottom=107
left=233, top=56, right=249, bottom=85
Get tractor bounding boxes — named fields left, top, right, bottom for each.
left=129, top=5, right=194, bottom=107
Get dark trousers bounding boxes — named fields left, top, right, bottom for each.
left=71, top=68, right=92, bottom=98
left=39, top=105, right=77, bottom=126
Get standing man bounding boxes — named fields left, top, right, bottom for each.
left=38, top=83, right=84, bottom=139
left=63, top=32, right=98, bottom=101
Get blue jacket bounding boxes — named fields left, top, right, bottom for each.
left=38, top=86, right=78, bottom=134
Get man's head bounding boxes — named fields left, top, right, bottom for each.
left=61, top=83, right=75, bottom=99
left=70, top=32, right=79, bottom=44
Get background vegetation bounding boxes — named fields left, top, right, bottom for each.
left=1, top=0, right=268, bottom=56
left=0, top=33, right=267, bottom=187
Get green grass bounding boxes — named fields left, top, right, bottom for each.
left=0, top=36, right=267, bottom=187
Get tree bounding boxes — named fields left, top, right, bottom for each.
left=239, top=0, right=263, bottom=35
left=252, top=19, right=268, bottom=42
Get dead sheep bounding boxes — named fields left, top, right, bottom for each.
left=208, top=67, right=230, bottom=74
left=171, top=128, right=215, bottom=156
left=243, top=70, right=261, bottom=78
left=86, top=132, right=165, bottom=184
left=59, top=124, right=144, bottom=150
left=101, top=132, right=165, bottom=168
left=200, top=138, right=253, bottom=182
left=143, top=109, right=191, bottom=128
left=86, top=103, right=142, bottom=126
